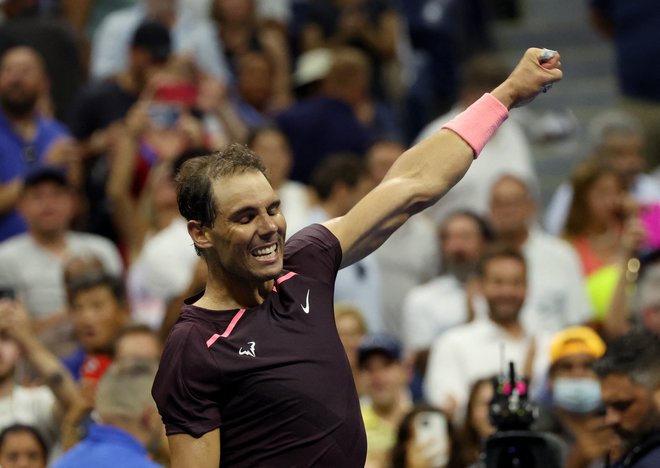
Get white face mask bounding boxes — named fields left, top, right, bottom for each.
left=552, top=377, right=602, bottom=414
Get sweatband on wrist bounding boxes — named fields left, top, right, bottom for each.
left=441, top=93, right=509, bottom=159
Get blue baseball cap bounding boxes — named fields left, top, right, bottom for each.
left=358, top=333, right=402, bottom=367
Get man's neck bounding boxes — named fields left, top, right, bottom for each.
left=30, top=230, right=68, bottom=255
left=489, top=316, right=524, bottom=339
left=371, top=393, right=410, bottom=426
left=0, top=375, right=15, bottom=399
left=497, top=228, right=529, bottom=249
left=5, top=111, right=38, bottom=141
left=197, top=272, right=274, bottom=311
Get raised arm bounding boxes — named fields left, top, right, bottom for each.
left=169, top=430, right=221, bottom=468
left=0, top=299, right=80, bottom=414
left=323, top=48, right=562, bottom=267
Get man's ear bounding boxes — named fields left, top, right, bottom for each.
left=188, top=220, right=212, bottom=250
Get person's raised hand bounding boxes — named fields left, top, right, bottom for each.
left=491, top=47, right=563, bottom=109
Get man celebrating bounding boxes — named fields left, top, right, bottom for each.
left=152, top=48, right=562, bottom=467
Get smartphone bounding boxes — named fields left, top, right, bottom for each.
left=415, top=411, right=449, bottom=467
left=148, top=103, right=180, bottom=129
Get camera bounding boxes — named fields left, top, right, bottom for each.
left=481, top=362, right=563, bottom=468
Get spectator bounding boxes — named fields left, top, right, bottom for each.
left=595, top=331, right=660, bottom=467
left=424, top=245, right=547, bottom=419
left=367, top=139, right=438, bottom=339
left=588, top=0, right=660, bottom=171
left=0, top=299, right=80, bottom=449
left=53, top=359, right=164, bottom=468
left=68, top=20, right=173, bottom=240
left=634, top=261, right=660, bottom=335
left=91, top=0, right=229, bottom=82
left=358, top=333, right=412, bottom=468
left=62, top=273, right=129, bottom=384
left=390, top=405, right=459, bottom=468
left=335, top=304, right=368, bottom=397
left=0, top=167, right=122, bottom=355
left=124, top=150, right=206, bottom=329
left=0, top=0, right=85, bottom=121
left=561, top=159, right=645, bottom=323
left=299, top=0, right=401, bottom=102
left=545, top=110, right=660, bottom=237
left=414, top=54, right=537, bottom=224
left=534, top=326, right=614, bottom=468
left=453, top=377, right=496, bottom=467
left=402, top=211, right=492, bottom=354
left=248, top=126, right=311, bottom=237
left=488, top=174, right=593, bottom=333
left=0, top=46, right=75, bottom=242
left=113, top=324, right=163, bottom=363
left=276, top=47, right=374, bottom=184
left=211, top=0, right=292, bottom=109
left=0, top=424, right=48, bottom=468
left=307, top=153, right=383, bottom=333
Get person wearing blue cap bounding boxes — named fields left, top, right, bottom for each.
left=359, top=333, right=412, bottom=468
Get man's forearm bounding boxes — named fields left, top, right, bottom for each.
left=20, top=334, right=80, bottom=411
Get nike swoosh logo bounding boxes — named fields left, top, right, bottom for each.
left=301, top=289, right=310, bottom=314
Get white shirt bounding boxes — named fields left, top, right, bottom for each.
left=91, top=4, right=230, bottom=81
left=0, top=386, right=57, bottom=445
left=415, top=106, right=538, bottom=223
left=0, top=232, right=123, bottom=319
left=375, top=213, right=439, bottom=340
left=544, top=174, right=660, bottom=235
left=279, top=180, right=312, bottom=238
left=424, top=318, right=548, bottom=416
left=127, top=218, right=199, bottom=329
left=521, top=229, right=593, bottom=333
left=402, top=275, right=487, bottom=352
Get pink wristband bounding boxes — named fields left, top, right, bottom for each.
left=441, top=93, right=509, bottom=159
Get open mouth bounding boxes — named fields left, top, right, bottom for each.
left=251, top=243, right=278, bottom=261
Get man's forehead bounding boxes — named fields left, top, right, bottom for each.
left=601, top=373, right=639, bottom=397
left=212, top=171, right=276, bottom=210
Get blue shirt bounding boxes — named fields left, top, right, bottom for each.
left=276, top=97, right=373, bottom=184
left=53, top=424, right=162, bottom=468
left=0, top=110, right=70, bottom=241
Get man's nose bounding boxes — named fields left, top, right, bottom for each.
left=256, top=213, right=278, bottom=235
left=605, top=407, right=620, bottom=427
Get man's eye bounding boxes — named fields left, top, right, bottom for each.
left=610, top=400, right=633, bottom=411
left=239, top=215, right=253, bottom=224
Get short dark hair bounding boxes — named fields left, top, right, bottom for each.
left=0, top=424, right=48, bottom=461
left=594, top=331, right=660, bottom=389
left=441, top=210, right=494, bottom=242
left=175, top=144, right=267, bottom=230
left=67, top=272, right=126, bottom=306
left=310, top=153, right=367, bottom=201
left=477, top=244, right=526, bottom=277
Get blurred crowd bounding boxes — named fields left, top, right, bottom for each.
left=0, top=0, right=660, bottom=467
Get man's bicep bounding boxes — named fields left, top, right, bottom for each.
left=169, top=429, right=221, bottom=468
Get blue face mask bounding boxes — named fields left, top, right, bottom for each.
left=552, top=377, right=602, bottom=414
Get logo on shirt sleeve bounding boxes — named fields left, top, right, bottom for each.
left=239, top=341, right=256, bottom=357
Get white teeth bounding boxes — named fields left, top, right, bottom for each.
left=253, top=244, right=277, bottom=257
